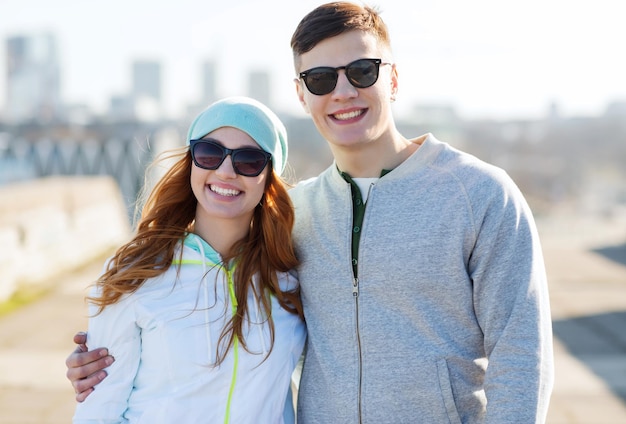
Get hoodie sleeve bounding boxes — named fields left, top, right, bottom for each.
left=469, top=171, right=554, bottom=423
left=73, top=286, right=141, bottom=424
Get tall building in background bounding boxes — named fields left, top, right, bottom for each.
left=248, top=70, right=271, bottom=109
left=183, top=59, right=217, bottom=119
left=5, top=33, right=61, bottom=123
left=132, top=60, right=161, bottom=101
left=130, top=59, right=162, bottom=121
left=201, top=60, right=217, bottom=106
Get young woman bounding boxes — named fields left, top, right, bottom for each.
left=72, top=96, right=306, bottom=424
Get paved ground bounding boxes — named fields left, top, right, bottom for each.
left=0, top=213, right=625, bottom=423
left=538, top=213, right=626, bottom=423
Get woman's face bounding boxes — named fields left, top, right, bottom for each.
left=190, top=126, right=269, bottom=230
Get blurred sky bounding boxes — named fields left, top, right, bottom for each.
left=0, top=0, right=624, bottom=121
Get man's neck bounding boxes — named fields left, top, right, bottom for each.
left=333, top=134, right=426, bottom=177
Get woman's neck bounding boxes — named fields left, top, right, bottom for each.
left=192, top=213, right=250, bottom=258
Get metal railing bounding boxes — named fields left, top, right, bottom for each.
left=0, top=135, right=154, bottom=216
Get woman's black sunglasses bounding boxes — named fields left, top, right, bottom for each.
left=298, top=58, right=390, bottom=96
left=189, top=139, right=271, bottom=177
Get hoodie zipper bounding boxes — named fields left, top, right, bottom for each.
left=343, top=175, right=376, bottom=423
left=355, top=181, right=375, bottom=423
left=190, top=237, right=239, bottom=424
left=353, top=276, right=363, bottom=422
left=224, top=267, right=239, bottom=424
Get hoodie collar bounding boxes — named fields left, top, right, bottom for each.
left=183, top=233, right=222, bottom=264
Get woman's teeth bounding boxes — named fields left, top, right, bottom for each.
left=210, top=185, right=240, bottom=196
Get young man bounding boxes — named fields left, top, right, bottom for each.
left=67, top=2, right=554, bottom=422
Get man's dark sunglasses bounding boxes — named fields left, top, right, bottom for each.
left=298, top=58, right=391, bottom=96
left=189, top=139, right=271, bottom=177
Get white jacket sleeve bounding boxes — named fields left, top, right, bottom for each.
left=73, top=287, right=141, bottom=424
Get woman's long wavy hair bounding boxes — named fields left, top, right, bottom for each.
left=87, top=147, right=302, bottom=364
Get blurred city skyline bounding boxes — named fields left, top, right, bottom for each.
left=1, top=0, right=625, bottom=122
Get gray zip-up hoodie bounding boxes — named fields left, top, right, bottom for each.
left=290, top=134, right=554, bottom=423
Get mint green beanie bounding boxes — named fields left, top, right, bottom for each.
left=186, top=96, right=288, bottom=175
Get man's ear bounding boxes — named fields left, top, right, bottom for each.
left=294, top=78, right=311, bottom=114
left=390, top=63, right=399, bottom=102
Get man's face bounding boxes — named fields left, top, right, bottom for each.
left=294, top=30, right=398, bottom=152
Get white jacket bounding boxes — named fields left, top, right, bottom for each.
left=73, top=233, right=306, bottom=424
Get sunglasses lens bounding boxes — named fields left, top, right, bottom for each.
left=192, top=142, right=224, bottom=169
left=304, top=68, right=338, bottom=95
left=301, top=59, right=382, bottom=95
left=192, top=141, right=269, bottom=176
left=346, top=59, right=379, bottom=88
left=232, top=150, right=269, bottom=176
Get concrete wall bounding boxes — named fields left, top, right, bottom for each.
left=0, top=176, right=131, bottom=302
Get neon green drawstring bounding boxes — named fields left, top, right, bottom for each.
left=224, top=267, right=239, bottom=424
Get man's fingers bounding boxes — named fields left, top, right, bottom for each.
left=66, top=331, right=111, bottom=402
left=72, top=331, right=88, bottom=346
left=66, top=352, right=113, bottom=381
left=75, top=387, right=94, bottom=403
left=66, top=349, right=114, bottom=389
left=72, top=370, right=108, bottom=399
left=65, top=347, right=111, bottom=370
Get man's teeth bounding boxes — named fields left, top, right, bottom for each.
left=210, top=185, right=240, bottom=196
left=333, top=110, right=363, bottom=120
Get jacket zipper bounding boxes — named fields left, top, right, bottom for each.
left=225, top=268, right=239, bottom=424
left=355, top=182, right=375, bottom=423
left=353, top=276, right=363, bottom=422
left=348, top=178, right=374, bottom=423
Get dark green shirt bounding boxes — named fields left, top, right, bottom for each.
left=340, top=169, right=392, bottom=278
